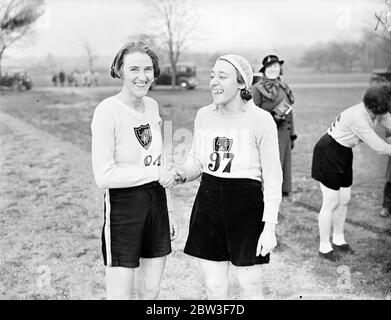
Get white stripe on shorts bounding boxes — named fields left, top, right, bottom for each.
left=104, top=189, right=112, bottom=267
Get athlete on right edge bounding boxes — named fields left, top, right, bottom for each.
left=311, top=85, right=391, bottom=261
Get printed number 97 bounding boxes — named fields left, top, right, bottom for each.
left=208, top=152, right=234, bottom=173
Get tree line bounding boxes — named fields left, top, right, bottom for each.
left=300, top=33, right=391, bottom=72
left=300, top=0, right=391, bottom=73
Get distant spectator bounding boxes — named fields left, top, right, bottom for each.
left=52, top=73, right=58, bottom=86
left=67, top=73, right=74, bottom=86
left=93, top=71, right=99, bottom=86
left=59, top=70, right=65, bottom=87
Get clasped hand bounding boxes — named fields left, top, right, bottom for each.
left=158, top=163, right=185, bottom=188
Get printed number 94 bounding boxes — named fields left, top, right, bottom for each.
left=144, top=154, right=162, bottom=166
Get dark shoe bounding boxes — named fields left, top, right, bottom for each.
left=380, top=207, right=390, bottom=217
left=332, top=243, right=355, bottom=254
left=282, top=192, right=290, bottom=197
left=318, top=250, right=340, bottom=261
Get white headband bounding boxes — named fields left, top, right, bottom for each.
left=217, top=54, right=253, bottom=90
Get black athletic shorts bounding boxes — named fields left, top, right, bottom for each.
left=184, top=173, right=270, bottom=267
left=102, top=181, right=171, bottom=268
left=311, top=133, right=353, bottom=190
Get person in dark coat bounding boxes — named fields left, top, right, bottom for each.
left=251, top=55, right=297, bottom=197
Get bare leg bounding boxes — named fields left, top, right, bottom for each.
left=318, top=183, right=340, bottom=253
left=197, top=258, right=229, bottom=299
left=105, top=266, right=135, bottom=300
left=236, top=265, right=264, bottom=300
left=332, top=187, right=351, bottom=245
left=137, top=256, right=167, bottom=300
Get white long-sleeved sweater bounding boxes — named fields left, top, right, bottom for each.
left=182, top=100, right=283, bottom=224
left=327, top=103, right=391, bottom=155
left=91, top=95, right=162, bottom=189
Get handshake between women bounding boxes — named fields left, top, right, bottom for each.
left=158, top=163, right=185, bottom=188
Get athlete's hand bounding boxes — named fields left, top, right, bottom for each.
left=159, top=163, right=185, bottom=188
left=386, top=136, right=391, bottom=144
left=158, top=164, right=176, bottom=188
left=256, top=223, right=277, bottom=257
left=172, top=164, right=186, bottom=184
left=169, top=216, right=178, bottom=241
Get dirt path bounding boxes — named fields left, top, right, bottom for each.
left=0, top=110, right=387, bottom=300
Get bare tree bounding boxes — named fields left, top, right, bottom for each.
left=0, top=0, right=44, bottom=76
left=127, top=33, right=164, bottom=58
left=372, top=0, right=391, bottom=68
left=142, top=0, right=197, bottom=89
left=82, top=41, right=97, bottom=72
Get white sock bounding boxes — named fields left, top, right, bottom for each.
left=332, top=233, right=346, bottom=246
left=319, top=242, right=333, bottom=254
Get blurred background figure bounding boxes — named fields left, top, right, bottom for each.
left=67, top=72, right=75, bottom=86
left=251, top=55, right=297, bottom=198
left=51, top=72, right=58, bottom=86
left=59, top=70, right=66, bottom=87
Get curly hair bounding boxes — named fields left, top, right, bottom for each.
left=110, top=41, right=160, bottom=79
left=363, top=85, right=391, bottom=115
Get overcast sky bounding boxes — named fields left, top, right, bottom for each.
left=6, top=0, right=383, bottom=58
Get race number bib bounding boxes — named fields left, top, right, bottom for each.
left=143, top=154, right=162, bottom=167
left=207, top=137, right=235, bottom=173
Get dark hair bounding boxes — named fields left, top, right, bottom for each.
left=363, top=85, right=391, bottom=115
left=110, top=41, right=160, bottom=79
left=237, top=71, right=252, bottom=101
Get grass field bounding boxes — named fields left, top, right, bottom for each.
left=0, top=80, right=390, bottom=300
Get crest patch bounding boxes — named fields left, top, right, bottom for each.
left=213, top=136, right=233, bottom=152
left=134, top=124, right=152, bottom=150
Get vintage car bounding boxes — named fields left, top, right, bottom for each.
left=0, top=70, right=32, bottom=90
left=153, top=62, right=197, bottom=89
left=370, top=68, right=391, bottom=85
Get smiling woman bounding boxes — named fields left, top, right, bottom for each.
left=90, top=41, right=181, bottom=300
left=174, top=54, right=283, bottom=299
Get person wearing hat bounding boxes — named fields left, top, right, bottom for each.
left=173, top=54, right=282, bottom=299
left=251, top=55, right=297, bottom=198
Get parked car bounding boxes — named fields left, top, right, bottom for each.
left=0, top=70, right=32, bottom=90
left=370, top=68, right=391, bottom=86
left=153, top=62, right=197, bottom=89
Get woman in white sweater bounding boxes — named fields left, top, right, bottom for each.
left=312, top=85, right=391, bottom=261
left=91, top=42, right=178, bottom=299
left=176, top=54, right=283, bottom=299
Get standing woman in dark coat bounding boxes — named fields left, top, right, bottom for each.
left=251, top=55, right=297, bottom=197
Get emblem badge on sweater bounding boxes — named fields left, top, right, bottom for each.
left=213, top=136, right=233, bottom=152
left=134, top=124, right=152, bottom=150
left=209, top=137, right=235, bottom=173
